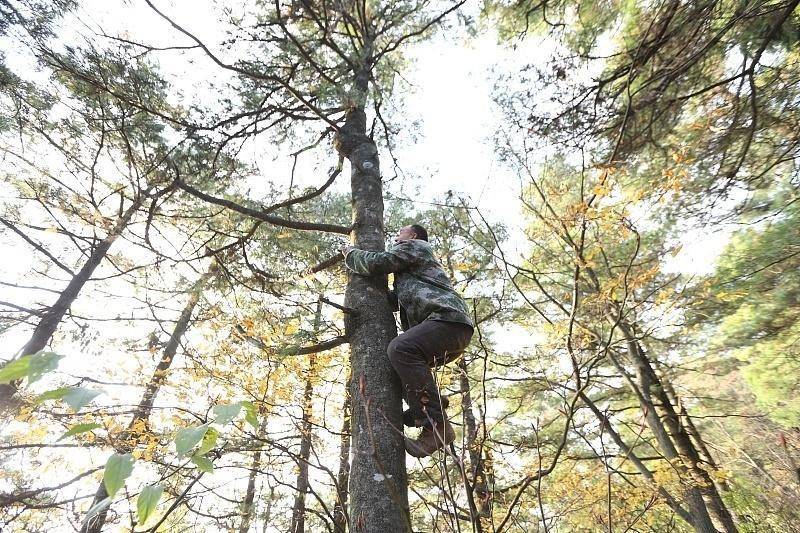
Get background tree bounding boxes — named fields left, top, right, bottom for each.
left=481, top=0, right=800, bottom=530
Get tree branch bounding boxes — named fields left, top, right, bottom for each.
left=174, top=178, right=350, bottom=235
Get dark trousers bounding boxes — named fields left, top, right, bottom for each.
left=387, top=320, right=474, bottom=427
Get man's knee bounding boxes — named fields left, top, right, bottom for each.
left=387, top=336, right=407, bottom=364
left=388, top=334, right=422, bottom=366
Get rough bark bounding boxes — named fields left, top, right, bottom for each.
left=662, top=376, right=732, bottom=493
left=289, top=361, right=314, bottom=533
left=338, top=60, right=409, bottom=530
left=82, top=262, right=215, bottom=533
left=1, top=191, right=148, bottom=409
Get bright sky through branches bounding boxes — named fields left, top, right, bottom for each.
left=5, top=0, right=794, bottom=530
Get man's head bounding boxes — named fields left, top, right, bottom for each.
left=395, top=224, right=429, bottom=243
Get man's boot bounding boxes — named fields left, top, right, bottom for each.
left=403, top=395, right=449, bottom=427
left=404, top=417, right=455, bottom=458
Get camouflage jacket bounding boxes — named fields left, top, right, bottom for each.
left=344, top=239, right=473, bottom=330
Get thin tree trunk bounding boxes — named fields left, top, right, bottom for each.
left=261, top=485, right=275, bottom=533
left=289, top=361, right=314, bottom=533
left=239, top=414, right=270, bottom=533
left=616, top=344, right=717, bottom=532
left=240, top=360, right=278, bottom=533
left=458, top=358, right=490, bottom=518
left=1, top=191, right=147, bottom=408
left=662, top=376, right=732, bottom=493
left=290, top=297, right=323, bottom=533
left=82, top=261, right=216, bottom=533
left=579, top=391, right=694, bottom=524
left=19, top=194, right=143, bottom=357
left=333, top=374, right=351, bottom=533
left=337, top=53, right=409, bottom=530
left=614, top=319, right=737, bottom=533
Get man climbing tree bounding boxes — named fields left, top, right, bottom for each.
left=343, top=224, right=474, bottom=457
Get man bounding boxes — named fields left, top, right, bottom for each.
left=342, top=224, right=474, bottom=457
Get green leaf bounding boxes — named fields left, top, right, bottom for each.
left=212, top=402, right=242, bottom=425
left=174, top=424, right=208, bottom=456
left=83, top=497, right=112, bottom=528
left=36, top=387, right=70, bottom=403
left=26, top=351, right=65, bottom=383
left=103, top=453, right=134, bottom=497
left=37, top=386, right=102, bottom=411
left=136, top=484, right=163, bottom=525
left=0, top=351, right=64, bottom=385
left=58, top=423, right=102, bottom=441
left=62, top=387, right=103, bottom=411
left=196, top=427, right=218, bottom=456
left=0, top=358, right=30, bottom=384
left=190, top=454, right=214, bottom=473
left=241, top=400, right=259, bottom=429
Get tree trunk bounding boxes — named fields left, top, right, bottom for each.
left=579, top=391, right=694, bottom=524
left=458, top=357, right=490, bottom=518
left=22, top=193, right=147, bottom=358
left=615, top=319, right=737, bottom=533
left=337, top=57, right=409, bottom=530
left=239, top=414, right=270, bottom=533
left=290, top=358, right=314, bottom=533
left=240, top=357, right=278, bottom=533
left=1, top=190, right=147, bottom=409
left=333, top=373, right=351, bottom=533
left=290, top=297, right=323, bottom=533
left=261, top=485, right=275, bottom=533
left=661, top=375, right=732, bottom=493
left=82, top=261, right=215, bottom=533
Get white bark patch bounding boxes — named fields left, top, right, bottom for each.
left=373, top=473, right=393, bottom=481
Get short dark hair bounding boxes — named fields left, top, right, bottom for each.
left=410, top=224, right=428, bottom=241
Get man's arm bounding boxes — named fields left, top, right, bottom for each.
left=343, top=240, right=419, bottom=275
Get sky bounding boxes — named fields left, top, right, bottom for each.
left=59, top=0, right=526, bottom=216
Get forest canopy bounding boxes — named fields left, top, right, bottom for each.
left=1, top=1, right=799, bottom=532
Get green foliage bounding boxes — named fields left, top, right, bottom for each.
left=696, top=203, right=800, bottom=426
left=103, top=453, right=134, bottom=498
left=212, top=402, right=242, bottom=424
left=241, top=400, right=259, bottom=428
left=196, top=427, right=218, bottom=456
left=36, top=386, right=103, bottom=412
left=723, top=474, right=800, bottom=532
left=190, top=454, right=214, bottom=473
left=487, top=0, right=625, bottom=53
left=0, top=351, right=63, bottom=385
left=136, top=484, right=163, bottom=525
left=174, top=424, right=209, bottom=457
left=57, top=422, right=102, bottom=441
